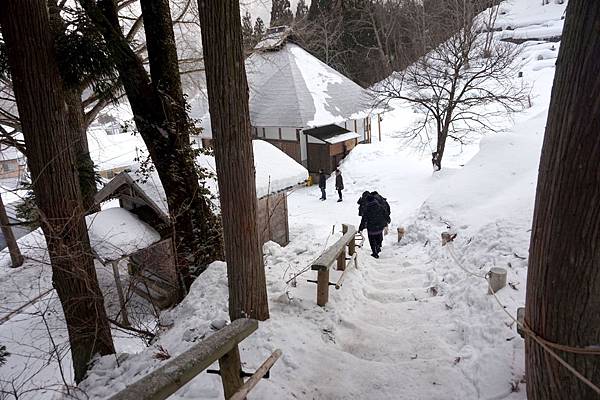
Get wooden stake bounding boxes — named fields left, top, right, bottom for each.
left=0, top=193, right=23, bottom=268
left=111, top=261, right=130, bottom=327
left=377, top=113, right=382, bottom=142
left=488, top=267, right=507, bottom=294
left=219, top=345, right=243, bottom=399
left=336, top=251, right=345, bottom=271
left=316, top=269, right=330, bottom=306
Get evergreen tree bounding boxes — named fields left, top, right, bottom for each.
left=241, top=11, right=255, bottom=50
left=253, top=17, right=266, bottom=41
left=270, top=0, right=294, bottom=27
left=295, top=0, right=309, bottom=21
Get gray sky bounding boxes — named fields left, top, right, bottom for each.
left=241, top=0, right=310, bottom=26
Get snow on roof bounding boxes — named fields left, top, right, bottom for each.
left=0, top=144, right=24, bottom=161
left=246, top=42, right=371, bottom=128
left=489, top=0, right=566, bottom=42
left=323, top=131, right=360, bottom=145
left=303, top=124, right=360, bottom=144
left=132, top=139, right=308, bottom=213
left=85, top=207, right=161, bottom=262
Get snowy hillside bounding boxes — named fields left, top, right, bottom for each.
left=0, top=0, right=568, bottom=399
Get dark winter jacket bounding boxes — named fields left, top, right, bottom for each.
left=335, top=174, right=344, bottom=190
left=372, top=192, right=391, bottom=223
left=359, top=198, right=389, bottom=233
left=318, top=172, right=327, bottom=189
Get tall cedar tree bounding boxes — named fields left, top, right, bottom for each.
left=80, top=0, right=223, bottom=296
left=270, top=0, right=294, bottom=27
left=197, top=0, right=270, bottom=321
left=525, top=0, right=600, bottom=398
left=0, top=0, right=115, bottom=383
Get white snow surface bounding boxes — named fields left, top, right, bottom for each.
left=1, top=1, right=568, bottom=399
left=323, top=131, right=361, bottom=144
left=85, top=208, right=161, bottom=262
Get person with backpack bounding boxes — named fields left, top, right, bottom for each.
left=335, top=169, right=344, bottom=202
left=318, top=169, right=327, bottom=200
left=359, top=193, right=389, bottom=258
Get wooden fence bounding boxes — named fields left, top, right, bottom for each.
left=108, top=319, right=281, bottom=400
left=310, top=224, right=358, bottom=306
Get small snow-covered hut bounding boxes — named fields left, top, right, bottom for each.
left=200, top=27, right=376, bottom=176
left=96, top=140, right=307, bottom=248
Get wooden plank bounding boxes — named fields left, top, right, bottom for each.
left=229, top=349, right=283, bottom=400
left=219, top=345, right=243, bottom=399
left=107, top=319, right=259, bottom=400
left=311, top=224, right=357, bottom=271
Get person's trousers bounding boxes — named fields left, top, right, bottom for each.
left=337, top=189, right=343, bottom=200
left=368, top=232, right=383, bottom=254
left=320, top=187, right=326, bottom=199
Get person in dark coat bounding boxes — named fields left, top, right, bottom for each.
left=359, top=193, right=389, bottom=258
left=335, top=169, right=344, bottom=202
left=318, top=169, right=327, bottom=200
left=357, top=191, right=370, bottom=216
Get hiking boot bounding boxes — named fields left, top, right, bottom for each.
left=337, top=199, right=342, bottom=202
left=371, top=253, right=379, bottom=259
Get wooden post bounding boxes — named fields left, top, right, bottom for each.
left=316, top=269, right=330, bottom=306
left=219, top=345, right=243, bottom=399
left=0, top=193, right=23, bottom=268
left=336, top=252, right=345, bottom=271
left=111, top=261, right=130, bottom=327
left=377, top=113, right=382, bottom=142
left=488, top=267, right=507, bottom=294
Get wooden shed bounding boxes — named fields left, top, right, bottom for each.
left=303, top=124, right=360, bottom=175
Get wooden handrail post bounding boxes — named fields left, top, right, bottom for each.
left=219, top=345, right=243, bottom=399
left=316, top=269, right=330, bottom=306
left=336, top=251, right=346, bottom=271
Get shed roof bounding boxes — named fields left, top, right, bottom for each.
left=303, top=124, right=360, bottom=144
left=246, top=41, right=371, bottom=128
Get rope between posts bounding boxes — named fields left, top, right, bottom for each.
left=445, top=242, right=600, bottom=396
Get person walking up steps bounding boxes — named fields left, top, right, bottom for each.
left=318, top=169, right=327, bottom=200
left=335, top=169, right=344, bottom=202
left=359, top=193, right=389, bottom=258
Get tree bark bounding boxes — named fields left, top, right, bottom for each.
left=48, top=0, right=100, bottom=214
left=0, top=192, right=24, bottom=268
left=197, top=0, right=270, bottom=321
left=80, top=0, right=224, bottom=296
left=525, top=1, right=600, bottom=398
left=0, top=0, right=115, bottom=383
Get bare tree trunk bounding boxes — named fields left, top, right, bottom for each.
left=0, top=193, right=23, bottom=268
left=197, top=0, right=269, bottom=321
left=525, top=1, right=600, bottom=398
left=81, top=0, right=224, bottom=296
left=0, top=0, right=115, bottom=383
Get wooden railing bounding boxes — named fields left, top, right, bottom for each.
left=310, top=224, right=358, bottom=306
left=108, top=319, right=281, bottom=400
